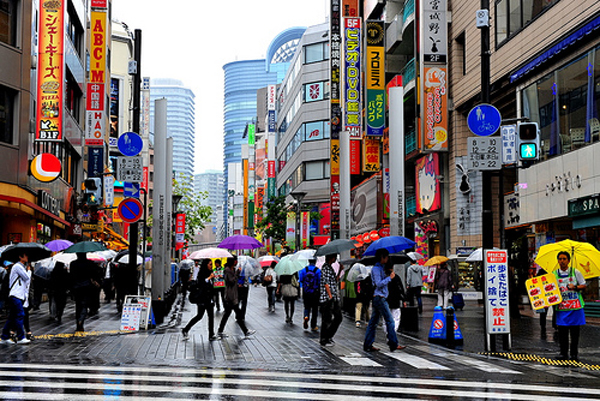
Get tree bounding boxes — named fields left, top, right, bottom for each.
left=173, top=173, right=213, bottom=242
left=255, top=195, right=287, bottom=246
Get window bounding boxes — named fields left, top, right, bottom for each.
left=304, top=81, right=329, bottom=103
left=495, top=0, right=557, bottom=46
left=455, top=32, right=466, bottom=76
left=66, top=1, right=84, bottom=56
left=0, top=85, right=16, bottom=144
left=305, top=161, right=327, bottom=180
left=65, top=72, right=82, bottom=122
left=0, top=0, right=18, bottom=47
left=304, top=42, right=329, bottom=64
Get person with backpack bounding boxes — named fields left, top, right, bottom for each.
left=298, top=258, right=321, bottom=331
left=182, top=259, right=216, bottom=341
left=1, top=252, right=32, bottom=344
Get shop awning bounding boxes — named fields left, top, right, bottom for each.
left=510, top=14, right=600, bottom=83
left=0, top=194, right=71, bottom=227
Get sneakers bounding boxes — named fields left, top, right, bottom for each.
left=303, top=317, right=309, bottom=329
left=218, top=332, right=228, bottom=338
left=16, top=338, right=31, bottom=344
left=245, top=329, right=256, bottom=337
left=311, top=326, right=319, bottom=332
left=209, top=335, right=218, bottom=341
left=355, top=321, right=361, bottom=328
left=320, top=339, right=334, bottom=347
left=0, top=338, right=13, bottom=345
left=181, top=329, right=189, bottom=341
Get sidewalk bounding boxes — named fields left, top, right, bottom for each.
left=21, top=286, right=600, bottom=367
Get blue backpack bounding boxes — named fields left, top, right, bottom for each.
left=302, top=267, right=319, bottom=294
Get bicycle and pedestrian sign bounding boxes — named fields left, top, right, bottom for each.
left=467, top=104, right=502, bottom=137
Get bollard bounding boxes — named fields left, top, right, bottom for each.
left=445, top=306, right=455, bottom=349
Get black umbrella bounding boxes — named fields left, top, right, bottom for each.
left=63, top=241, right=107, bottom=254
left=314, top=239, right=359, bottom=257
left=1, top=242, right=52, bottom=263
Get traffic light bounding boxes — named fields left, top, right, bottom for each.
left=517, top=122, right=540, bottom=163
left=83, top=177, right=102, bottom=206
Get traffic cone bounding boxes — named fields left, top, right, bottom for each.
left=428, top=306, right=464, bottom=345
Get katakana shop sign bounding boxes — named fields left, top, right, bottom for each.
left=365, top=20, right=385, bottom=137
left=344, top=18, right=361, bottom=139
left=484, top=250, right=511, bottom=334
left=86, top=10, right=107, bottom=146
left=36, top=0, right=65, bottom=141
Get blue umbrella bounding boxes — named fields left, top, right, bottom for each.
left=362, top=236, right=416, bottom=257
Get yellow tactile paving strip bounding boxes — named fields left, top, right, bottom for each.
left=481, top=352, right=600, bottom=371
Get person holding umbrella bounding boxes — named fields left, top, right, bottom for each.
left=216, top=256, right=256, bottom=338
left=554, top=251, right=586, bottom=361
left=363, top=248, right=406, bottom=353
left=0, top=251, right=31, bottom=344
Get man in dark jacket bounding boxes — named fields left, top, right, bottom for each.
left=70, top=253, right=97, bottom=332
left=216, top=256, right=255, bottom=338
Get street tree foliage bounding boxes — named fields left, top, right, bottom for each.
left=173, top=173, right=213, bottom=242
left=255, top=195, right=287, bottom=244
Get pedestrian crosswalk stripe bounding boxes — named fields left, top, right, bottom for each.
left=384, top=352, right=451, bottom=370
left=340, top=354, right=382, bottom=366
left=2, top=363, right=600, bottom=400
left=413, top=345, right=522, bottom=374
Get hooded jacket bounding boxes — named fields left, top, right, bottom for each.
left=407, top=264, right=423, bottom=288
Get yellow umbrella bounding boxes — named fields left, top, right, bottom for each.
left=534, top=239, right=600, bottom=279
left=424, top=255, right=449, bottom=266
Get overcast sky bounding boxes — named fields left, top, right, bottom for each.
left=112, top=0, right=329, bottom=175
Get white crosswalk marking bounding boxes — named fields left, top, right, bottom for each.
left=384, top=352, right=452, bottom=370
left=1, top=363, right=599, bottom=400
left=413, top=345, right=522, bottom=374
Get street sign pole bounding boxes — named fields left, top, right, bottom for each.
left=128, top=29, right=142, bottom=298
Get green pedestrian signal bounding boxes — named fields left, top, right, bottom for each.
left=517, top=122, right=540, bottom=164
left=519, top=143, right=537, bottom=159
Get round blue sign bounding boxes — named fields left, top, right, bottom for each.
left=117, top=132, right=144, bottom=157
left=118, top=197, right=144, bottom=223
left=467, top=104, right=502, bottom=137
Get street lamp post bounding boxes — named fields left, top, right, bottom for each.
left=290, top=191, right=306, bottom=251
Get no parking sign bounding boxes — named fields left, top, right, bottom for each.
left=118, top=197, right=143, bottom=223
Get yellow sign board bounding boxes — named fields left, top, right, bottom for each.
left=525, top=273, right=562, bottom=310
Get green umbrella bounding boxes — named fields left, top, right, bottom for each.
left=274, top=255, right=305, bottom=276
left=63, top=241, right=107, bottom=254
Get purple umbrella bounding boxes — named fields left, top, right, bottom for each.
left=45, top=239, right=73, bottom=252
left=218, top=235, right=264, bottom=250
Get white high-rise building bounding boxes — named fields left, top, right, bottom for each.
left=149, top=78, right=195, bottom=178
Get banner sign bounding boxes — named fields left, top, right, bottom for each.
left=330, top=0, right=342, bottom=239
left=248, top=123, right=255, bottom=145
left=365, top=20, right=385, bottom=137
left=415, top=154, right=441, bottom=214
left=86, top=10, right=107, bottom=146
left=175, top=213, right=186, bottom=251
left=484, top=250, right=511, bottom=334
left=363, top=137, right=380, bottom=172
left=350, top=140, right=361, bottom=174
left=88, top=147, right=104, bottom=177
left=36, top=0, right=65, bottom=141
left=423, top=67, right=448, bottom=150
left=344, top=18, right=361, bottom=139
left=423, top=0, right=448, bottom=63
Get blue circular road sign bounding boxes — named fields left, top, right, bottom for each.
left=118, top=197, right=144, bottom=223
left=467, top=104, right=502, bottom=137
left=117, top=132, right=144, bottom=157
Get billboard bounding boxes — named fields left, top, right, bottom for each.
left=36, top=0, right=65, bottom=141
left=344, top=18, right=361, bottom=139
left=415, top=153, right=441, bottom=214
left=365, top=20, right=385, bottom=137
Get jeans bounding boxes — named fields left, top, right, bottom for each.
left=266, top=287, right=276, bottom=309
left=303, top=293, right=320, bottom=329
left=319, top=299, right=342, bottom=343
left=1, top=297, right=25, bottom=341
left=407, top=286, right=423, bottom=313
left=217, top=301, right=249, bottom=335
left=363, top=296, right=398, bottom=350
left=183, top=302, right=214, bottom=337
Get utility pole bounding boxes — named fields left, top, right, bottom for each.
left=128, top=29, right=142, bottom=296
left=480, top=0, right=493, bottom=251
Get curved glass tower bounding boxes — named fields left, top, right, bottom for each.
left=150, top=78, right=195, bottom=178
left=221, top=27, right=306, bottom=237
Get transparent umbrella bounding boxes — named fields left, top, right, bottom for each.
left=238, top=255, right=262, bottom=277
left=274, top=255, right=305, bottom=276
left=346, top=263, right=373, bottom=282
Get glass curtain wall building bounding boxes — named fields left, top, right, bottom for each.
left=221, top=27, right=306, bottom=237
left=149, top=78, right=196, bottom=178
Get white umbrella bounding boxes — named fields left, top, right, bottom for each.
left=407, top=251, right=424, bottom=262
left=465, top=247, right=499, bottom=262
left=52, top=252, right=77, bottom=265
left=115, top=253, right=144, bottom=265
left=95, top=249, right=118, bottom=260
left=290, top=249, right=316, bottom=261
left=189, top=247, right=232, bottom=260
left=346, top=263, right=373, bottom=282
left=258, top=255, right=280, bottom=267
left=238, top=255, right=261, bottom=277
left=316, top=255, right=342, bottom=275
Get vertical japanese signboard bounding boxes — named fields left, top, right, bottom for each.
left=330, top=0, right=342, bottom=239
left=363, top=137, right=380, bottom=172
left=36, top=0, right=65, bottom=141
left=344, top=18, right=361, bottom=139
left=484, top=250, right=511, bottom=334
left=365, top=20, right=385, bottom=137
left=86, top=9, right=107, bottom=146
left=267, top=84, right=277, bottom=199
left=420, top=0, right=448, bottom=151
